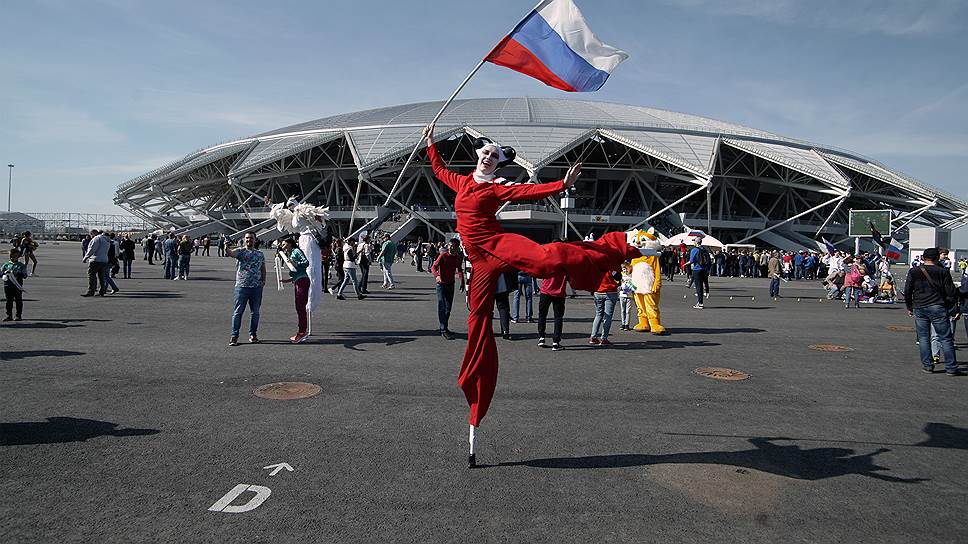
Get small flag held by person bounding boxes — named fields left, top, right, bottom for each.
left=869, top=221, right=885, bottom=248
left=485, top=0, right=628, bottom=92
left=885, top=238, right=903, bottom=261
left=816, top=237, right=837, bottom=255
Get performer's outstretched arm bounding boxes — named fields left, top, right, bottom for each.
left=424, top=125, right=463, bottom=192
left=492, top=180, right=566, bottom=202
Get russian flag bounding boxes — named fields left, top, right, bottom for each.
left=885, top=238, right=903, bottom=261
left=484, top=0, right=628, bottom=92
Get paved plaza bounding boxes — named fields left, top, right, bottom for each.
left=2, top=243, right=967, bottom=543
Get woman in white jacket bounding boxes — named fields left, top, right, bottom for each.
left=335, top=239, right=366, bottom=300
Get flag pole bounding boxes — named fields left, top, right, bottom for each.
left=382, top=1, right=543, bottom=208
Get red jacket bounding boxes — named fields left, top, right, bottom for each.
left=428, top=143, right=565, bottom=254
left=431, top=252, right=464, bottom=287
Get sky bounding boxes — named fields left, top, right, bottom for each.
left=2, top=0, right=966, bottom=241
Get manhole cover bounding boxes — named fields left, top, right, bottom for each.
left=886, top=325, right=915, bottom=332
left=808, top=344, right=854, bottom=352
left=694, top=367, right=751, bottom=381
left=254, top=382, right=321, bottom=400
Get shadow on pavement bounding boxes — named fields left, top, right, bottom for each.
left=112, top=291, right=183, bottom=299
left=0, top=322, right=84, bottom=329
left=28, top=318, right=111, bottom=323
left=0, top=417, right=160, bottom=446
left=490, top=437, right=926, bottom=483
left=668, top=327, right=766, bottom=334
left=1, top=350, right=85, bottom=361
left=915, top=423, right=968, bottom=450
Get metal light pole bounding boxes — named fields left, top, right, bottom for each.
left=7, top=164, right=13, bottom=212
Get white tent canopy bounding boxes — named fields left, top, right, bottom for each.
left=665, top=232, right=725, bottom=248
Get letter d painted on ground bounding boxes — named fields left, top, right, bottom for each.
left=208, top=484, right=272, bottom=513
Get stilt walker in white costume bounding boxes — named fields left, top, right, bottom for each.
left=267, top=197, right=330, bottom=335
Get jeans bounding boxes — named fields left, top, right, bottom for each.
left=231, top=286, right=263, bottom=337
left=178, top=254, right=191, bottom=278
left=164, top=256, right=177, bottom=279
left=512, top=282, right=533, bottom=321
left=913, top=304, right=957, bottom=373
left=382, top=261, right=395, bottom=286
left=691, top=268, right=708, bottom=304
left=591, top=292, right=618, bottom=339
left=337, top=267, right=361, bottom=296
left=359, top=262, right=370, bottom=291
left=122, top=258, right=133, bottom=278
left=620, top=295, right=634, bottom=327
left=769, top=277, right=780, bottom=298
left=102, top=263, right=119, bottom=291
left=844, top=286, right=860, bottom=307
left=436, top=282, right=455, bottom=332
left=87, top=261, right=106, bottom=295
left=495, top=291, right=511, bottom=334
left=537, top=293, right=565, bottom=343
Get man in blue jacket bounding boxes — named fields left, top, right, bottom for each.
left=688, top=239, right=710, bottom=309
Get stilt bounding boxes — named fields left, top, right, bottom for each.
left=307, top=309, right=312, bottom=337
left=468, top=425, right=477, bottom=468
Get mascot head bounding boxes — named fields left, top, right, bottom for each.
left=629, top=228, right=662, bottom=252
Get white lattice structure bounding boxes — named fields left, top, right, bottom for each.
left=115, top=98, right=968, bottom=249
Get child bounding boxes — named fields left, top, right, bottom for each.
left=2, top=247, right=28, bottom=321
left=619, top=262, right=636, bottom=331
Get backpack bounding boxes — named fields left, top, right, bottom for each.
left=697, top=248, right=711, bottom=268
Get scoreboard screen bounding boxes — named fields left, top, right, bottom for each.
left=848, top=209, right=892, bottom=237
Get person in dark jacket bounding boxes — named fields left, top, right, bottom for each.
left=904, top=247, right=962, bottom=376
left=119, top=234, right=136, bottom=278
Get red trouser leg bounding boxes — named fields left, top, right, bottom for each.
left=458, top=256, right=503, bottom=427
left=294, top=277, right=310, bottom=334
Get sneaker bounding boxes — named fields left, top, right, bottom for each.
left=249, top=335, right=260, bottom=344
left=693, top=303, right=704, bottom=309
left=109, top=289, right=119, bottom=294
left=441, top=330, right=454, bottom=340
left=357, top=294, right=366, bottom=300
left=336, top=294, right=346, bottom=300
left=228, top=336, right=239, bottom=347
left=527, top=318, right=534, bottom=323
left=599, top=338, right=612, bottom=346
left=921, top=366, right=935, bottom=374
left=537, top=337, right=547, bottom=348
left=173, top=277, right=179, bottom=281
left=2, top=316, right=11, bottom=322
left=511, top=318, right=519, bottom=323
left=551, top=342, right=563, bottom=351
left=14, top=316, right=22, bottom=321
left=290, top=332, right=308, bottom=344
left=81, top=292, right=94, bottom=297
left=946, top=370, right=966, bottom=377
left=589, top=337, right=600, bottom=345
left=502, top=332, right=511, bottom=340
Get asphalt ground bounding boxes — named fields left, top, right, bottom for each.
left=1, top=242, right=966, bottom=543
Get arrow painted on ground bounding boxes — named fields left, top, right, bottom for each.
left=263, top=462, right=294, bottom=476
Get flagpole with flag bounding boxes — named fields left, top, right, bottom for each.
left=378, top=0, right=628, bottom=213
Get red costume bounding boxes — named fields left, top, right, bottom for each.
left=428, top=143, right=639, bottom=426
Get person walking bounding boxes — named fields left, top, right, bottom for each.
left=425, top=241, right=439, bottom=274
left=378, top=234, right=397, bottom=289
left=843, top=258, right=864, bottom=309
left=162, top=233, right=178, bottom=280
left=589, top=266, right=620, bottom=346
left=217, top=234, right=226, bottom=257
left=226, top=232, right=266, bottom=346
left=904, top=247, right=962, bottom=375
left=512, top=270, right=536, bottom=323
left=103, top=233, right=120, bottom=294
left=119, top=233, right=136, bottom=279
left=537, top=272, right=568, bottom=351
left=768, top=251, right=782, bottom=299
left=688, top=239, right=711, bottom=309
left=278, top=237, right=311, bottom=343
left=202, top=235, right=211, bottom=256
left=17, top=231, right=39, bottom=276
left=177, top=234, right=193, bottom=280
left=331, top=238, right=345, bottom=291
left=415, top=237, right=425, bottom=272
left=81, top=229, right=109, bottom=297
left=494, top=270, right=517, bottom=339
left=144, top=234, right=156, bottom=265
left=2, top=247, right=27, bottom=321
left=335, top=238, right=365, bottom=300
left=356, top=234, right=372, bottom=294
left=432, top=238, right=465, bottom=339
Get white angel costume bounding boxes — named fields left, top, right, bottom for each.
left=269, top=198, right=330, bottom=315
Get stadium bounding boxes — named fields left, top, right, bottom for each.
left=114, top=97, right=968, bottom=250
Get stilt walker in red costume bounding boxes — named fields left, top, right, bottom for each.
left=422, top=125, right=645, bottom=466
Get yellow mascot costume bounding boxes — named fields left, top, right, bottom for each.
left=630, top=229, right=668, bottom=335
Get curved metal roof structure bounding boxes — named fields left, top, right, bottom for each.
left=116, top=97, right=968, bottom=248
